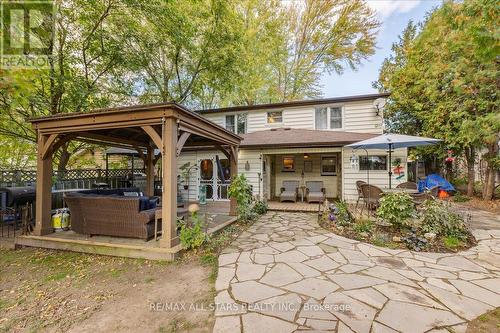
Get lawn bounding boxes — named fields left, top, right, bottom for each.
left=0, top=248, right=214, bottom=333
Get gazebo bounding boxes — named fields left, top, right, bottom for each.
left=25, top=102, right=241, bottom=256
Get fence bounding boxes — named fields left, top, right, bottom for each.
left=0, top=168, right=147, bottom=189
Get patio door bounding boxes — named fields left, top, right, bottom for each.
left=198, top=157, right=230, bottom=201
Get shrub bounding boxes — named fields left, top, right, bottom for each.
left=453, top=192, right=470, bottom=203
left=333, top=200, right=354, bottom=226
left=179, top=215, right=207, bottom=250
left=228, top=174, right=256, bottom=222
left=376, top=192, right=416, bottom=227
left=252, top=200, right=268, bottom=215
left=420, top=199, right=468, bottom=239
left=443, top=235, right=464, bottom=250
left=353, top=219, right=373, bottom=234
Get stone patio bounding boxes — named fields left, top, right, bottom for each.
left=214, top=212, right=500, bottom=333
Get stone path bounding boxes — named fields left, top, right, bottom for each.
left=214, top=212, right=500, bottom=333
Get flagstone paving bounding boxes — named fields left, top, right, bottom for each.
left=214, top=212, right=500, bottom=333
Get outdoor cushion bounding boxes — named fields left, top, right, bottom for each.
left=306, top=181, right=325, bottom=203
left=280, top=180, right=299, bottom=202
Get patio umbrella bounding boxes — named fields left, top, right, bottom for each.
left=346, top=133, right=441, bottom=188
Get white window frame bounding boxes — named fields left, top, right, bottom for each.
left=359, top=155, right=388, bottom=172
left=267, top=110, right=283, bottom=124
left=225, top=113, right=247, bottom=134
left=314, top=105, right=344, bottom=130
left=320, top=155, right=338, bottom=176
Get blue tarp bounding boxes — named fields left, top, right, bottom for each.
left=418, top=174, right=455, bottom=192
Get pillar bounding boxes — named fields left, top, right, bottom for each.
left=229, top=146, right=238, bottom=216
left=34, top=133, right=53, bottom=236
left=145, top=147, right=154, bottom=196
left=160, top=118, right=178, bottom=248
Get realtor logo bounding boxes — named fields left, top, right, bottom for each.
left=1, top=0, right=54, bottom=69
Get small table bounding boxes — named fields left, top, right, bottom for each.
left=383, top=188, right=419, bottom=195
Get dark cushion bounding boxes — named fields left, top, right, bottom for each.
left=138, top=197, right=150, bottom=211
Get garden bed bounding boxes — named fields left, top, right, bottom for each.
left=319, top=194, right=477, bottom=253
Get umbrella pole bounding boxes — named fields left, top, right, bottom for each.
left=388, top=143, right=393, bottom=189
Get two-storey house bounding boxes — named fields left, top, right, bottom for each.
left=178, top=93, right=407, bottom=203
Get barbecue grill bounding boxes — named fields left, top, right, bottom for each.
left=0, top=186, right=36, bottom=210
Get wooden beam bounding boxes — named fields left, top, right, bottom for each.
left=229, top=145, right=239, bottom=216
left=145, top=147, right=155, bottom=196
left=141, top=125, right=163, bottom=151
left=34, top=133, right=53, bottom=236
left=78, top=131, right=148, bottom=148
left=41, top=134, right=58, bottom=160
left=215, top=144, right=231, bottom=160
left=160, top=118, right=178, bottom=249
left=51, top=134, right=76, bottom=153
left=176, top=131, right=191, bottom=156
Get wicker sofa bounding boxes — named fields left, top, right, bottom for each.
left=64, top=190, right=159, bottom=240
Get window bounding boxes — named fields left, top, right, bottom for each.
left=225, top=114, right=247, bottom=134
left=267, top=111, right=283, bottom=124
left=359, top=155, right=387, bottom=171
left=330, top=107, right=342, bottom=129
left=321, top=155, right=337, bottom=175
left=282, top=156, right=295, bottom=172
left=315, top=106, right=343, bottom=129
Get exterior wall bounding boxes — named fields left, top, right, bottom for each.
left=202, top=100, right=383, bottom=135
left=342, top=147, right=408, bottom=203
left=273, top=153, right=340, bottom=199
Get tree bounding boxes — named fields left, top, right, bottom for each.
left=375, top=0, right=499, bottom=199
left=0, top=0, right=131, bottom=170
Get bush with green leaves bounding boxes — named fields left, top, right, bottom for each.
left=334, top=200, right=354, bottom=226
left=228, top=174, right=256, bottom=222
left=252, top=200, right=268, bottom=215
left=376, top=192, right=416, bottom=227
left=179, top=215, right=207, bottom=250
left=420, top=199, right=468, bottom=239
left=353, top=219, right=373, bottom=234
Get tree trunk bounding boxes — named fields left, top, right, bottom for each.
left=483, top=143, right=498, bottom=200
left=464, top=147, right=475, bottom=196
left=57, top=144, right=71, bottom=172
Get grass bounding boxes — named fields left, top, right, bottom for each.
left=443, top=235, right=464, bottom=250
left=353, top=219, right=373, bottom=234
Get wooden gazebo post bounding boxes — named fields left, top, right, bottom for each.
left=34, top=133, right=53, bottom=236
left=145, top=147, right=155, bottom=197
left=160, top=117, right=178, bottom=248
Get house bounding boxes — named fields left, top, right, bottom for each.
left=178, top=93, right=408, bottom=203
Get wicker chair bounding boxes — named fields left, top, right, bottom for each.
left=359, top=184, right=383, bottom=215
left=65, top=193, right=158, bottom=240
left=305, top=181, right=326, bottom=203
left=355, top=180, right=367, bottom=210
left=396, top=181, right=418, bottom=190
left=279, top=180, right=299, bottom=202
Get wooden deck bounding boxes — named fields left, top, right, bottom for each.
left=15, top=202, right=236, bottom=261
left=267, top=201, right=321, bottom=212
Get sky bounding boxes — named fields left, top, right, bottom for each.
left=320, top=0, right=442, bottom=97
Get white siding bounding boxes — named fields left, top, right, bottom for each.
left=344, top=102, right=383, bottom=134
left=200, top=100, right=382, bottom=134
left=238, top=149, right=262, bottom=197
left=342, top=147, right=408, bottom=203
left=177, top=152, right=198, bottom=201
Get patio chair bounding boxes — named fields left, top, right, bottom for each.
left=396, top=181, right=418, bottom=190
left=279, top=180, right=299, bottom=203
left=355, top=180, right=367, bottom=211
left=305, top=181, right=326, bottom=203
left=359, top=184, right=383, bottom=215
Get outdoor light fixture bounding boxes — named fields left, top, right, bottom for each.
left=303, top=153, right=309, bottom=159
left=245, top=161, right=250, bottom=171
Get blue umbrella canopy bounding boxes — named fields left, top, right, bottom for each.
left=346, top=133, right=441, bottom=189
left=346, top=133, right=441, bottom=150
